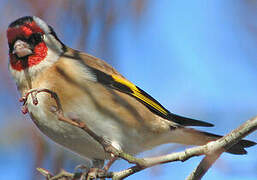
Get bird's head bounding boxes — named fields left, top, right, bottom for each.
left=7, top=16, right=65, bottom=85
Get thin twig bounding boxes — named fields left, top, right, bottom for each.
left=22, top=89, right=256, bottom=180
left=186, top=116, right=257, bottom=180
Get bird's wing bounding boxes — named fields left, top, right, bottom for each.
left=90, top=68, right=213, bottom=127
left=64, top=48, right=213, bottom=127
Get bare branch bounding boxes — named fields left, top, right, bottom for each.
left=22, top=89, right=256, bottom=180
left=186, top=116, right=257, bottom=180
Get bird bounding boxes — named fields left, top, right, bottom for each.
left=7, top=16, right=256, bottom=168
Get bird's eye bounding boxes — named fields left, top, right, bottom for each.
left=42, top=34, right=46, bottom=40
left=28, top=33, right=43, bottom=45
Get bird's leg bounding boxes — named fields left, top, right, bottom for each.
left=19, top=89, right=38, bottom=114
left=88, top=159, right=107, bottom=180
left=19, top=88, right=62, bottom=114
left=74, top=159, right=107, bottom=180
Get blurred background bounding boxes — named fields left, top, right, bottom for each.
left=0, top=0, right=256, bottom=179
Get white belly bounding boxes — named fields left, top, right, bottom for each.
left=26, top=92, right=108, bottom=160
left=25, top=92, right=146, bottom=160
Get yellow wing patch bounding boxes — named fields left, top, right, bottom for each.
left=112, top=75, right=169, bottom=116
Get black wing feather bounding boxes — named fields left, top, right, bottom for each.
left=90, top=67, right=213, bottom=127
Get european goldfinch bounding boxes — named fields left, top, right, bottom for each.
left=7, top=16, right=256, bottom=167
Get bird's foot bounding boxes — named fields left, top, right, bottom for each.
left=20, top=88, right=62, bottom=114
left=19, top=89, right=38, bottom=114
left=85, top=168, right=106, bottom=180
left=74, top=165, right=111, bottom=180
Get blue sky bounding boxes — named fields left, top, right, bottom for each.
left=0, top=0, right=256, bottom=179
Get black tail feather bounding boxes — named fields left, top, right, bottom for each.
left=201, top=131, right=256, bottom=155
left=226, top=139, right=256, bottom=154
left=169, top=113, right=214, bottom=127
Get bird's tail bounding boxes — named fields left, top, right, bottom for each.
left=169, top=127, right=256, bottom=155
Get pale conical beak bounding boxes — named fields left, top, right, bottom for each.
left=12, top=40, right=33, bottom=58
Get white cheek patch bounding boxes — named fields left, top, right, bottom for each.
left=43, top=34, right=63, bottom=55
left=33, top=16, right=63, bottom=55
